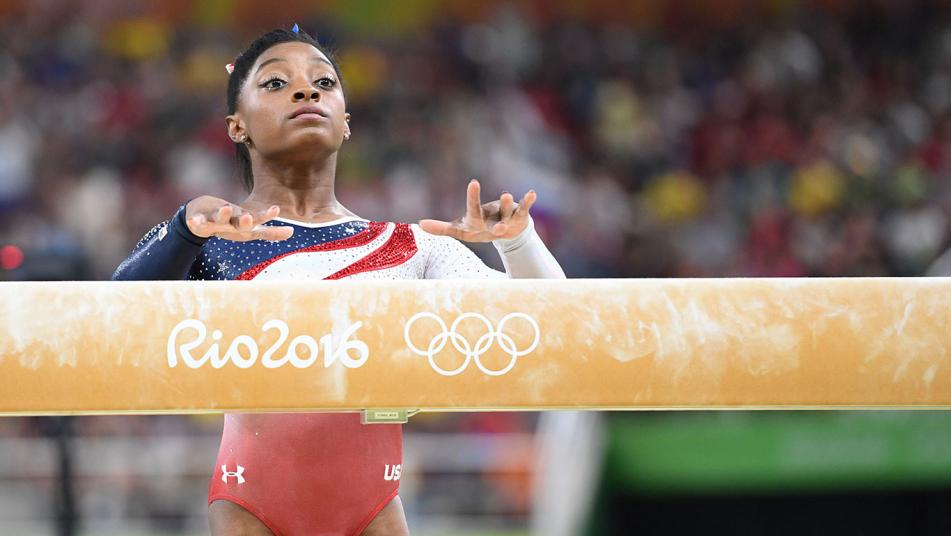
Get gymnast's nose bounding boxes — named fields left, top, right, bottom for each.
left=293, top=87, right=319, bottom=102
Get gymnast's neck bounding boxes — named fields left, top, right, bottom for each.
left=244, top=152, right=355, bottom=222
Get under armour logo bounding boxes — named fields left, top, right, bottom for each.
left=384, top=464, right=402, bottom=481
left=221, top=464, right=245, bottom=484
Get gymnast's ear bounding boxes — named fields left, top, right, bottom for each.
left=226, top=114, right=247, bottom=144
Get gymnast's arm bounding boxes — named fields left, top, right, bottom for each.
left=490, top=215, right=565, bottom=279
left=111, top=204, right=208, bottom=281
left=418, top=179, right=565, bottom=279
left=420, top=216, right=565, bottom=279
left=112, top=196, right=291, bottom=281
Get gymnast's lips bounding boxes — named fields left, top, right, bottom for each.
left=289, top=106, right=329, bottom=120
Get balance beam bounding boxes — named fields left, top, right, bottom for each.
left=1, top=279, right=949, bottom=418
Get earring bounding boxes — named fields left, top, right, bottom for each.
left=344, top=133, right=351, bottom=141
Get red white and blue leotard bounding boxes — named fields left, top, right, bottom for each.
left=186, top=216, right=506, bottom=282
left=113, top=205, right=518, bottom=536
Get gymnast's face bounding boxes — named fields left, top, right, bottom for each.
left=227, top=41, right=350, bottom=162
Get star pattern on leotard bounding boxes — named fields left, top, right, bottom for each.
left=187, top=219, right=379, bottom=280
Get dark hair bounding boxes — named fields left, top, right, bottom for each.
left=227, top=28, right=344, bottom=193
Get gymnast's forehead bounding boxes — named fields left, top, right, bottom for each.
left=250, top=42, right=335, bottom=75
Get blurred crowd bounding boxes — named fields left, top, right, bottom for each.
left=2, top=0, right=951, bottom=533
left=2, top=0, right=951, bottom=282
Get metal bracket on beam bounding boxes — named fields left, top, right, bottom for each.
left=362, top=409, right=417, bottom=424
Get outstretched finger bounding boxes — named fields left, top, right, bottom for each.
left=214, top=204, right=233, bottom=225
left=254, top=205, right=282, bottom=225
left=466, top=179, right=483, bottom=223
left=499, top=192, right=516, bottom=221
left=233, top=212, right=254, bottom=232
left=220, top=222, right=294, bottom=243
left=230, top=204, right=280, bottom=231
left=253, top=224, right=294, bottom=242
left=419, top=218, right=463, bottom=240
left=514, top=190, right=537, bottom=218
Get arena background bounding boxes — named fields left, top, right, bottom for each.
left=2, top=0, right=951, bottom=534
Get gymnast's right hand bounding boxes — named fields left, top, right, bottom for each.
left=184, top=196, right=294, bottom=242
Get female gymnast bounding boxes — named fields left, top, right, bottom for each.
left=113, top=27, right=565, bottom=535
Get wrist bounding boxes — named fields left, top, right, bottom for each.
left=173, top=204, right=210, bottom=245
left=492, top=216, right=535, bottom=253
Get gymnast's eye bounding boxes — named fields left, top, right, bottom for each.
left=316, top=76, right=336, bottom=89
left=261, top=77, right=287, bottom=90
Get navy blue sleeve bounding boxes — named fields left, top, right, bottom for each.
left=112, top=204, right=209, bottom=281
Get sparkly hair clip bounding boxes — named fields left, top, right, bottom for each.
left=292, top=23, right=300, bottom=33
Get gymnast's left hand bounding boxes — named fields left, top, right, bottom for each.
left=419, top=179, right=536, bottom=242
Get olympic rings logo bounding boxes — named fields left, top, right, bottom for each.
left=404, top=312, right=540, bottom=377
